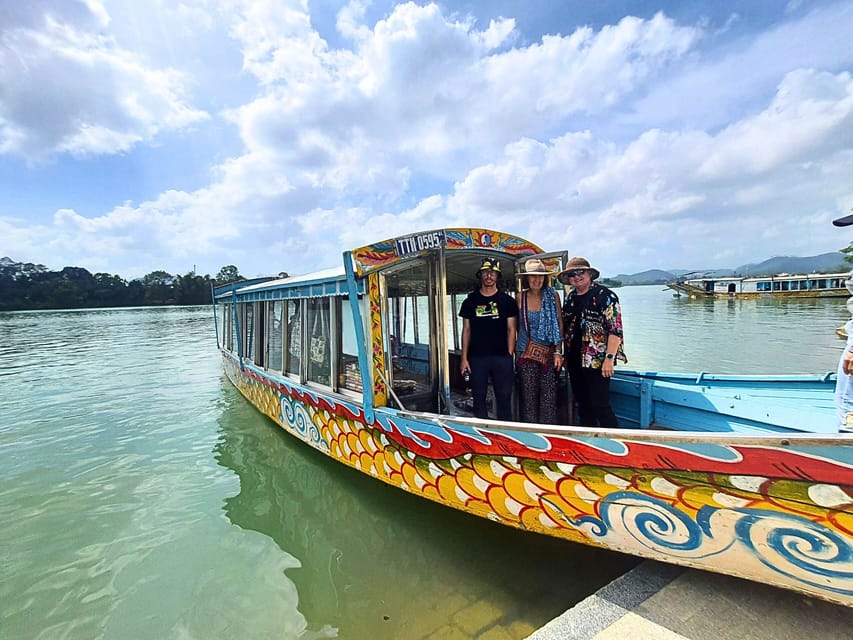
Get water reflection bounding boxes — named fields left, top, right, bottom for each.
left=214, top=385, right=638, bottom=640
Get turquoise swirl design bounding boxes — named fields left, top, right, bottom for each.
left=599, top=491, right=707, bottom=552
left=731, top=509, right=853, bottom=596
left=596, top=494, right=853, bottom=596
left=280, top=396, right=328, bottom=451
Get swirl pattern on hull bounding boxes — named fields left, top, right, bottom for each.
left=281, top=395, right=328, bottom=452
left=598, top=492, right=710, bottom=553
left=732, top=509, right=853, bottom=595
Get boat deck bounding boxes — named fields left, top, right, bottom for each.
left=441, top=372, right=847, bottom=434
left=611, top=371, right=840, bottom=434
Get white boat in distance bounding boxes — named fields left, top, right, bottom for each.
left=667, top=271, right=851, bottom=298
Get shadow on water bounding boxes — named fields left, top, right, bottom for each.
left=213, top=385, right=638, bottom=639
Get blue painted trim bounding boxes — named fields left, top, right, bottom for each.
left=639, top=378, right=653, bottom=428
left=210, top=282, right=220, bottom=348
left=343, top=251, right=374, bottom=423
left=213, top=276, right=277, bottom=298
left=237, top=280, right=363, bottom=302
left=232, top=292, right=243, bottom=370
left=611, top=370, right=836, bottom=434
left=214, top=274, right=366, bottom=302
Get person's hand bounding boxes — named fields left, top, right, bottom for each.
left=601, top=359, right=615, bottom=378
left=553, top=353, right=563, bottom=372
left=843, top=351, right=853, bottom=375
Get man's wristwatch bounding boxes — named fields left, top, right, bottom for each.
left=605, top=353, right=615, bottom=360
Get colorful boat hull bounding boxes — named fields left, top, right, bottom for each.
left=222, top=353, right=853, bottom=606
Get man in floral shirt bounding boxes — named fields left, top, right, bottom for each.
left=558, top=257, right=626, bottom=427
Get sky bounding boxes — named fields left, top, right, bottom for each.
left=1, top=0, right=852, bottom=279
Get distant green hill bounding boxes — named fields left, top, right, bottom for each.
left=608, top=252, right=850, bottom=285
left=735, top=252, right=848, bottom=276
left=611, top=269, right=674, bottom=285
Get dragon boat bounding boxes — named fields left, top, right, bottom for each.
left=212, top=228, right=853, bottom=606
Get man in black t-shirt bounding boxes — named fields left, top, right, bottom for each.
left=459, top=258, right=518, bottom=420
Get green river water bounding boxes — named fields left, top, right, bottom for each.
left=1, top=286, right=848, bottom=639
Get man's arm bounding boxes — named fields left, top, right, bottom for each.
left=842, top=350, right=853, bottom=375
left=601, top=334, right=621, bottom=379
left=507, top=316, right=517, bottom=355
left=461, top=318, right=471, bottom=374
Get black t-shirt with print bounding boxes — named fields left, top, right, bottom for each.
left=459, top=289, right=518, bottom=357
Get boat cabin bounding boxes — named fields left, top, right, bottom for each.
left=214, top=228, right=840, bottom=435
left=213, top=228, right=565, bottom=418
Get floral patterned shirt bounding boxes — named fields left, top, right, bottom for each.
left=562, top=283, right=627, bottom=369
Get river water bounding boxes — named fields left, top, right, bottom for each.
left=1, top=286, right=848, bottom=639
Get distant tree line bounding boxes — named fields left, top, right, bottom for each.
left=0, top=260, right=249, bottom=311
left=599, top=277, right=623, bottom=288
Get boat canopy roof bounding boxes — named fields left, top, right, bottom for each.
left=213, top=265, right=355, bottom=301
left=214, top=227, right=553, bottom=302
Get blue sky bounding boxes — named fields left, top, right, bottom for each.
left=1, top=0, right=852, bottom=279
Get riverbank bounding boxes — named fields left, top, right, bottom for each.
left=528, top=561, right=853, bottom=640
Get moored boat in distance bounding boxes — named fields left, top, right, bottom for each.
left=666, top=271, right=851, bottom=298
left=213, top=228, right=853, bottom=607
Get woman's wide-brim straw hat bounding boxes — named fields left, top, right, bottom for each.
left=516, top=258, right=553, bottom=277
left=557, top=257, right=601, bottom=284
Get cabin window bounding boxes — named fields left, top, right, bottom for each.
left=449, top=294, right=464, bottom=351
left=231, top=304, right=239, bottom=352
left=307, top=297, right=332, bottom=386
left=756, top=281, right=771, bottom=292
left=818, top=279, right=828, bottom=289
left=384, top=260, right=434, bottom=401
left=338, top=297, right=363, bottom=393
left=253, top=302, right=267, bottom=367
left=285, top=299, right=302, bottom=378
left=243, top=303, right=255, bottom=360
left=780, top=281, right=790, bottom=291
left=267, top=301, right=284, bottom=372
left=220, top=303, right=232, bottom=350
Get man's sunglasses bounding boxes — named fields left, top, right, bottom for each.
left=565, top=270, right=587, bottom=278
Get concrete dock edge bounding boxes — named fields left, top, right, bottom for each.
left=526, top=561, right=683, bottom=640
left=527, top=559, right=853, bottom=640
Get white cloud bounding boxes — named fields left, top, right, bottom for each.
left=626, top=0, right=853, bottom=133
left=0, top=0, right=208, bottom=160
left=447, top=67, right=853, bottom=274
left=213, top=1, right=701, bottom=238
left=2, top=1, right=853, bottom=281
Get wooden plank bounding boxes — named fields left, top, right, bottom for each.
left=650, top=383, right=836, bottom=434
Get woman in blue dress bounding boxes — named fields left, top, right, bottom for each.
left=515, top=258, right=563, bottom=423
